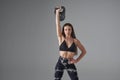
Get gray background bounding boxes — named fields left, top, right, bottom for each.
left=0, top=0, right=120, bottom=80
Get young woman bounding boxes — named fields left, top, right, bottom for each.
left=54, top=7, right=87, bottom=80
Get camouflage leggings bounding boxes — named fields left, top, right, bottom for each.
left=54, top=56, right=79, bottom=80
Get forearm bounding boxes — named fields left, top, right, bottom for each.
left=56, top=12, right=60, bottom=26
left=56, top=10, right=61, bottom=36
left=76, top=51, right=86, bottom=62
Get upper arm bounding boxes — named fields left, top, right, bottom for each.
left=56, top=24, right=62, bottom=37
left=74, top=39, right=86, bottom=53
left=56, top=24, right=63, bottom=45
left=58, top=35, right=64, bottom=45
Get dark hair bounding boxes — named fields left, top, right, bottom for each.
left=62, top=23, right=78, bottom=55
left=62, top=23, right=76, bottom=38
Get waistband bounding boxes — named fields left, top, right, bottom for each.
left=59, top=56, right=69, bottom=60
left=59, top=56, right=70, bottom=63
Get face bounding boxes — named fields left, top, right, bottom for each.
left=64, top=26, right=72, bottom=36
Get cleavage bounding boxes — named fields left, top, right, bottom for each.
left=64, top=40, right=74, bottom=48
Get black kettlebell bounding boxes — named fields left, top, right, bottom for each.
left=54, top=6, right=65, bottom=21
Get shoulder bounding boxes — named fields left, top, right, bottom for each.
left=73, top=38, right=82, bottom=46
left=58, top=35, right=65, bottom=45
left=61, top=36, right=65, bottom=41
left=74, top=38, right=80, bottom=43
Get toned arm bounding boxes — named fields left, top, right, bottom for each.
left=75, top=39, right=87, bottom=62
left=56, top=8, right=63, bottom=45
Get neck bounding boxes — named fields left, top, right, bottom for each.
left=65, top=35, right=71, bottom=39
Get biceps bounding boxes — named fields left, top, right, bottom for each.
left=57, top=36, right=62, bottom=45
left=77, top=42, right=85, bottom=51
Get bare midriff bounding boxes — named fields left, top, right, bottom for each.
left=59, top=51, right=75, bottom=59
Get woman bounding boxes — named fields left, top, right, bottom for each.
left=54, top=7, right=86, bottom=80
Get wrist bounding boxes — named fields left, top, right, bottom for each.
left=56, top=12, right=60, bottom=15
left=76, top=58, right=80, bottom=62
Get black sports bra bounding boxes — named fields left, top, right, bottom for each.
left=59, top=40, right=77, bottom=52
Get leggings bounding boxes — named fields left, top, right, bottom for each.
left=54, top=56, right=79, bottom=80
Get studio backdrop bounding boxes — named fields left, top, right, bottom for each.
left=0, top=0, right=120, bottom=80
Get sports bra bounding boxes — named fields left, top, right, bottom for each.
left=59, top=40, right=77, bottom=52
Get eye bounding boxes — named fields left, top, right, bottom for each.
left=64, top=29, right=67, bottom=31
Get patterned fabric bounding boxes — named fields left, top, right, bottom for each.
left=54, top=56, right=79, bottom=80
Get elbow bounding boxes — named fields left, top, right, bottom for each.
left=83, top=49, right=87, bottom=55
left=85, top=49, right=87, bottom=54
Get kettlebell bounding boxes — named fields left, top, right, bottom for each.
left=54, top=6, right=65, bottom=21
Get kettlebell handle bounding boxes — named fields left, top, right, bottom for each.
left=54, top=6, right=65, bottom=21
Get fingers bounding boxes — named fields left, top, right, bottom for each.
left=69, top=58, right=78, bottom=64
left=55, top=6, right=62, bottom=13
left=56, top=6, right=61, bottom=9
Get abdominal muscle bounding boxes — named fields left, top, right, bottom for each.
left=59, top=51, right=75, bottom=59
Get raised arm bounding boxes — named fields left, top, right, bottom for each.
left=55, top=7, right=63, bottom=44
